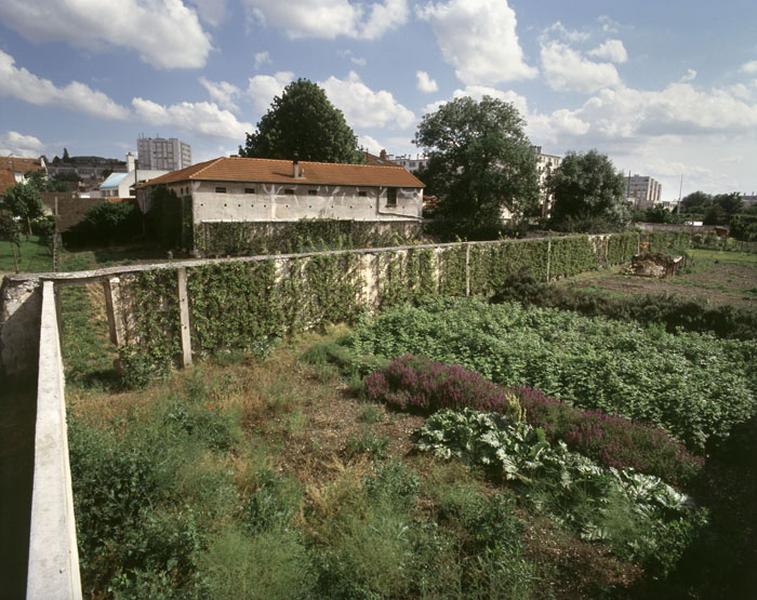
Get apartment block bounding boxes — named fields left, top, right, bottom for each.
left=137, top=136, right=192, bottom=171
left=626, top=175, right=662, bottom=209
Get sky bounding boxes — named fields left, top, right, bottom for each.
left=1, top=0, right=756, bottom=201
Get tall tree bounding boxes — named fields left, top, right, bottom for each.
left=240, top=79, right=362, bottom=163
left=1, top=182, right=44, bottom=236
left=415, top=96, right=540, bottom=238
left=62, top=147, right=70, bottom=161
left=680, top=191, right=712, bottom=214
left=547, top=150, right=629, bottom=231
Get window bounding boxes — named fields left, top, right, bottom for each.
left=244, top=187, right=256, bottom=194
left=308, top=189, right=318, bottom=196
left=386, top=188, right=397, bottom=207
left=215, top=186, right=227, bottom=193
left=358, top=191, right=368, bottom=197
left=284, top=188, right=295, bottom=195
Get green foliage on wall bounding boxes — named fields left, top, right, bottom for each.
left=379, top=247, right=437, bottom=308
left=187, top=261, right=280, bottom=357
left=194, top=220, right=421, bottom=256
left=608, top=231, right=640, bottom=264
left=438, top=246, right=467, bottom=296
left=640, top=232, right=692, bottom=254
left=118, top=232, right=640, bottom=385
left=549, top=235, right=599, bottom=279
left=469, top=240, right=551, bottom=295
left=119, top=270, right=181, bottom=388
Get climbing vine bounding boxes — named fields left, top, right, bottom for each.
left=187, top=261, right=280, bottom=357
left=118, top=232, right=640, bottom=384
left=118, top=270, right=181, bottom=388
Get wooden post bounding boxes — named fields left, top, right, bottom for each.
left=177, top=267, right=192, bottom=367
left=102, top=277, right=124, bottom=347
left=546, top=238, right=552, bottom=283
left=465, top=244, right=471, bottom=296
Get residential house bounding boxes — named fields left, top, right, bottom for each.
left=0, top=156, right=47, bottom=197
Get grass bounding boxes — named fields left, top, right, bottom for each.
left=0, top=235, right=52, bottom=276
left=561, top=249, right=757, bottom=306
left=67, top=331, right=648, bottom=598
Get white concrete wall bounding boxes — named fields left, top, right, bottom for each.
left=27, top=281, right=82, bottom=600
left=190, top=181, right=423, bottom=224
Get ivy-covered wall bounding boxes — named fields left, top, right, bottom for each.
left=193, top=220, right=423, bottom=256
left=115, top=232, right=640, bottom=383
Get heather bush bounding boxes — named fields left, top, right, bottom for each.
left=364, top=356, right=703, bottom=485
left=364, top=354, right=514, bottom=415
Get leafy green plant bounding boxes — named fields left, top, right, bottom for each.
left=345, top=298, right=756, bottom=449
left=415, top=408, right=705, bottom=570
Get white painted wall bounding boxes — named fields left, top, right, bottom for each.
left=188, top=181, right=423, bottom=224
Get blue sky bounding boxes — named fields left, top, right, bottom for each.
left=1, top=0, right=756, bottom=201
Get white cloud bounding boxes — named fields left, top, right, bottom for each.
left=351, top=57, right=368, bottom=67
left=0, top=0, right=212, bottom=70
left=199, top=77, right=241, bottom=112
left=418, top=0, right=537, bottom=85
left=416, top=70, right=438, bottom=93
left=132, top=98, right=253, bottom=139
left=452, top=85, right=529, bottom=115
left=254, top=51, right=271, bottom=69
left=358, top=134, right=383, bottom=154
left=741, top=60, right=757, bottom=75
left=0, top=131, right=45, bottom=157
left=597, top=15, right=620, bottom=34
left=243, top=0, right=408, bottom=40
left=320, top=71, right=415, bottom=128
left=680, top=69, right=697, bottom=83
left=541, top=21, right=589, bottom=44
left=188, top=0, right=227, bottom=26
left=588, top=39, right=628, bottom=64
left=540, top=40, right=621, bottom=93
left=247, top=71, right=294, bottom=112
left=0, top=49, right=129, bottom=119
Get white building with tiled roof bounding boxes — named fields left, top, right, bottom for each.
left=138, top=156, right=425, bottom=254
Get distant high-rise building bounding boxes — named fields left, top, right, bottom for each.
left=625, top=175, right=662, bottom=210
left=137, top=136, right=192, bottom=171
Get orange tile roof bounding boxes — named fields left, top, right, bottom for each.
left=0, top=169, right=16, bottom=196
left=0, top=156, right=44, bottom=174
left=143, top=156, right=425, bottom=188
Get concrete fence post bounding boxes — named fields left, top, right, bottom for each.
left=177, top=267, right=193, bottom=368
left=546, top=238, right=552, bottom=282
left=102, top=277, right=124, bottom=347
left=465, top=244, right=471, bottom=296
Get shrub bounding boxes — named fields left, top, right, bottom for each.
left=74, top=200, right=142, bottom=245
left=365, top=355, right=703, bottom=485
left=364, top=354, right=515, bottom=415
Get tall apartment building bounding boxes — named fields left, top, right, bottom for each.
left=626, top=175, right=662, bottom=210
left=533, top=146, right=562, bottom=217
left=386, top=153, right=429, bottom=173
left=137, top=136, right=192, bottom=171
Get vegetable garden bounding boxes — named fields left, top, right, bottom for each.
left=62, top=242, right=756, bottom=598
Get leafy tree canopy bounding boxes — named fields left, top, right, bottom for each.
left=1, top=182, right=43, bottom=236
left=415, top=96, right=540, bottom=238
left=680, top=191, right=712, bottom=213
left=240, top=79, right=363, bottom=164
left=547, top=150, right=629, bottom=231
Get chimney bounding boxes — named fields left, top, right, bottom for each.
left=127, top=152, right=135, bottom=172
left=293, top=157, right=303, bottom=178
